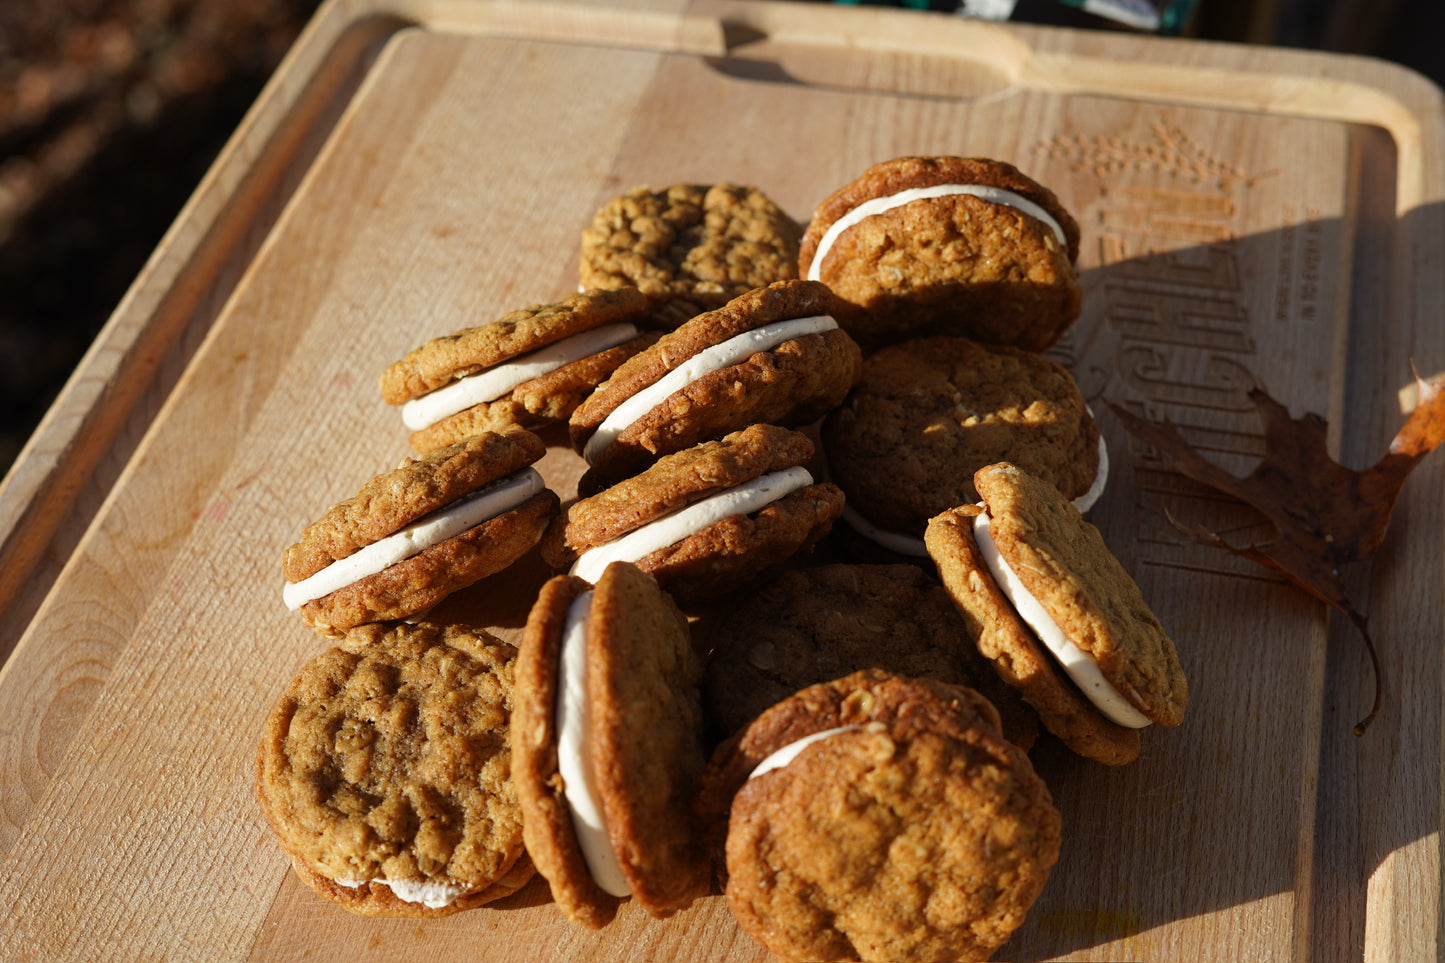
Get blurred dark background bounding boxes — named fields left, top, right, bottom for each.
left=0, top=0, right=1440, bottom=473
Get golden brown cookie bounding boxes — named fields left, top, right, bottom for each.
left=579, top=183, right=803, bottom=325
left=513, top=562, right=709, bottom=928
left=281, top=428, right=559, bottom=637
left=824, top=335, right=1102, bottom=550
left=254, top=621, right=529, bottom=917
left=925, top=463, right=1188, bottom=765
left=799, top=156, right=1081, bottom=352
left=699, top=670, right=1060, bottom=962
left=541, top=424, right=844, bottom=607
left=380, top=288, right=663, bottom=453
left=696, top=562, right=1038, bottom=749
left=568, top=279, right=861, bottom=484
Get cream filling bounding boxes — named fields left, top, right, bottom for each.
left=570, top=467, right=814, bottom=584
left=556, top=590, right=632, bottom=898
left=842, top=433, right=1109, bottom=556
left=972, top=511, right=1151, bottom=729
left=282, top=467, right=544, bottom=610
left=400, top=323, right=641, bottom=431
left=747, top=725, right=862, bottom=781
left=805, top=183, right=1069, bottom=281
left=334, top=876, right=469, bottom=910
left=840, top=503, right=930, bottom=558
left=582, top=315, right=838, bottom=465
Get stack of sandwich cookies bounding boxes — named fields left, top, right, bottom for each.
left=799, top=156, right=1081, bottom=352
left=541, top=424, right=844, bottom=606
left=380, top=288, right=662, bottom=454
left=568, top=279, right=861, bottom=486
left=696, top=562, right=1038, bottom=750
left=254, top=621, right=532, bottom=917
left=697, top=669, right=1061, bottom=963
left=281, top=428, right=559, bottom=637
left=514, top=561, right=710, bottom=928
left=824, top=335, right=1104, bottom=556
left=579, top=183, right=803, bottom=326
left=926, top=463, right=1188, bottom=766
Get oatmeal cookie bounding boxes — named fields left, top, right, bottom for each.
left=254, top=621, right=530, bottom=917
left=568, top=279, right=861, bottom=483
left=824, top=335, right=1103, bottom=551
left=925, top=463, right=1188, bottom=765
left=799, top=156, right=1081, bottom=351
left=696, top=562, right=1038, bottom=748
left=699, top=669, right=1060, bottom=962
left=579, top=183, right=802, bottom=325
left=380, top=288, right=662, bottom=453
left=513, top=562, right=709, bottom=928
left=541, top=424, right=843, bottom=607
left=281, top=428, right=559, bottom=636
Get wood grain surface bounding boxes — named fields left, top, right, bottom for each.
left=0, top=1, right=1441, bottom=960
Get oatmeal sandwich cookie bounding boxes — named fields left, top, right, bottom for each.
left=281, top=427, right=559, bottom=636
left=697, top=562, right=1038, bottom=749
left=514, top=561, right=710, bottom=928
left=255, top=621, right=531, bottom=917
left=569, top=279, right=861, bottom=484
left=824, top=335, right=1105, bottom=556
left=697, top=669, right=1061, bottom=962
left=926, top=463, right=1188, bottom=766
left=799, top=156, right=1082, bottom=352
left=380, top=288, right=662, bottom=453
left=579, top=182, right=803, bottom=325
left=542, top=424, right=844, bottom=607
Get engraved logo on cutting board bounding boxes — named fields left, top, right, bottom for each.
left=1035, top=120, right=1318, bottom=582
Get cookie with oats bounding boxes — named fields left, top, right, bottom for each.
left=926, top=463, right=1188, bottom=766
left=824, top=335, right=1103, bottom=551
left=698, top=669, right=1060, bottom=963
left=799, top=156, right=1081, bottom=352
left=254, top=621, right=530, bottom=917
left=541, top=424, right=844, bottom=607
left=697, top=562, right=1038, bottom=749
left=513, top=562, right=709, bottom=929
left=281, top=427, right=558, bottom=637
left=580, top=183, right=803, bottom=325
left=380, top=288, right=663, bottom=453
left=568, top=279, right=861, bottom=484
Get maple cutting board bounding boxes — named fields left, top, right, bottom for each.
left=1, top=0, right=1442, bottom=960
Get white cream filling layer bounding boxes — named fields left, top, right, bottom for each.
left=401, top=323, right=641, bottom=431
left=972, top=511, right=1151, bottom=729
left=282, top=467, right=544, bottom=610
left=570, top=467, right=814, bottom=584
left=840, top=503, right=929, bottom=558
left=747, top=725, right=862, bottom=781
left=805, top=184, right=1069, bottom=281
left=334, top=876, right=469, bottom=909
left=842, top=433, right=1109, bottom=556
left=556, top=591, right=632, bottom=898
left=582, top=315, right=839, bottom=465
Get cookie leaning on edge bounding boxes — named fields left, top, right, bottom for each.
left=281, top=427, right=559, bottom=637
left=799, top=156, right=1082, bottom=352
left=541, top=424, right=844, bottom=607
left=926, top=462, right=1188, bottom=766
left=568, top=279, right=862, bottom=485
left=254, top=621, right=531, bottom=917
left=579, top=183, right=803, bottom=326
left=696, top=669, right=1061, bottom=963
left=513, top=561, right=710, bottom=929
left=379, top=288, right=663, bottom=454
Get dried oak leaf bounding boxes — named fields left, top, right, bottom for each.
left=1107, top=369, right=1445, bottom=734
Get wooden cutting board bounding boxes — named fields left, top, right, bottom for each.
left=1, top=1, right=1442, bottom=959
